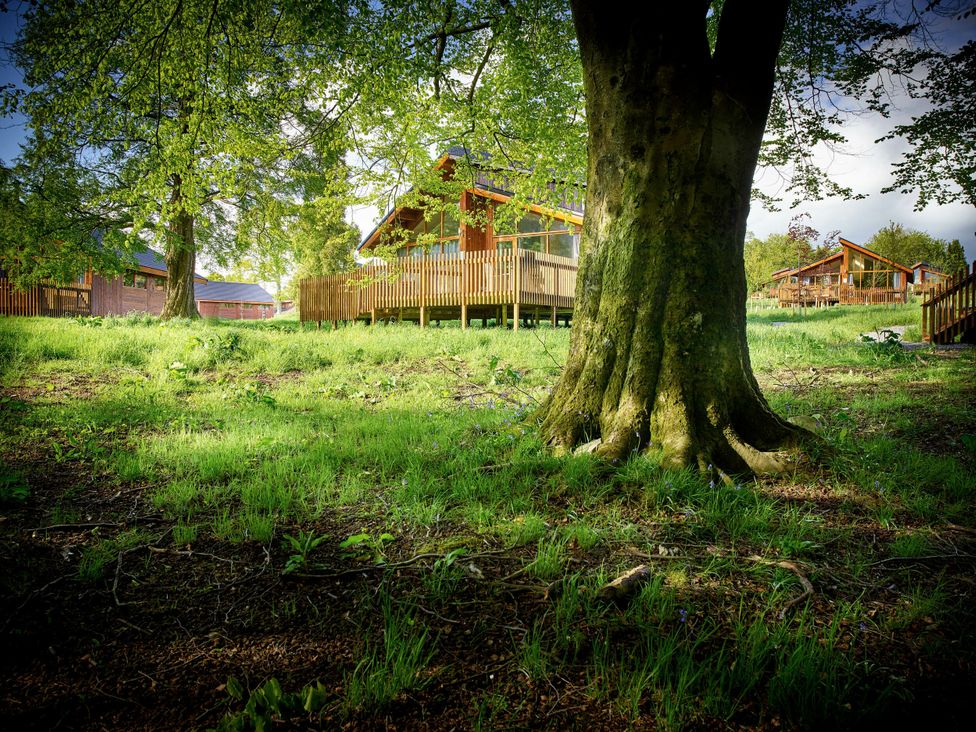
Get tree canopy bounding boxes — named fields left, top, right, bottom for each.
left=866, top=222, right=949, bottom=269
left=1, top=0, right=353, bottom=314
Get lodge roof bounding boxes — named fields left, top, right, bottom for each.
left=127, top=247, right=207, bottom=282
left=838, top=238, right=912, bottom=274
left=768, top=238, right=913, bottom=282
left=194, top=281, right=274, bottom=304
left=357, top=148, right=585, bottom=253
left=911, top=260, right=943, bottom=272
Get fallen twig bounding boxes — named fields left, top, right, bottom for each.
left=746, top=554, right=814, bottom=618
left=285, top=549, right=505, bottom=581
left=29, top=515, right=164, bottom=533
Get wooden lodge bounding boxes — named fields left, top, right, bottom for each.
left=773, top=238, right=912, bottom=307
left=911, top=261, right=948, bottom=296
left=0, top=249, right=204, bottom=318
left=300, top=148, right=582, bottom=329
left=1, top=248, right=273, bottom=319
left=195, top=281, right=275, bottom=320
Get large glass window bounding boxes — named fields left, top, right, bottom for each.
left=443, top=209, right=460, bottom=237
left=520, top=236, right=545, bottom=253
left=518, top=212, right=545, bottom=234
left=549, top=232, right=575, bottom=258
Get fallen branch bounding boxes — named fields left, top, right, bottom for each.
left=597, top=565, right=652, bottom=602
left=746, top=554, right=814, bottom=618
left=285, top=549, right=505, bottom=581
left=29, top=515, right=164, bottom=533
left=867, top=552, right=974, bottom=566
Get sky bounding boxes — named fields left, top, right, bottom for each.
left=2, top=6, right=974, bottom=270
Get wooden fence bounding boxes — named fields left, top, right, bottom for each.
left=922, top=262, right=976, bottom=344
left=0, top=276, right=92, bottom=317
left=777, top=283, right=906, bottom=307
left=300, top=249, right=577, bottom=326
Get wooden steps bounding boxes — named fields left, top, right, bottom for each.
left=921, top=262, right=976, bottom=344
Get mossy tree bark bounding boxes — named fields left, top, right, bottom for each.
left=539, top=1, right=807, bottom=474
left=160, top=175, right=200, bottom=320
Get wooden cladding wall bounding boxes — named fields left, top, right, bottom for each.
left=91, top=275, right=166, bottom=316
left=0, top=276, right=92, bottom=317
left=198, top=301, right=273, bottom=320
left=300, top=249, right=577, bottom=324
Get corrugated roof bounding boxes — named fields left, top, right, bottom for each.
left=194, top=281, right=274, bottom=303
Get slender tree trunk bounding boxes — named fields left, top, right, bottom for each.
left=539, top=1, right=807, bottom=475
left=160, top=174, right=200, bottom=319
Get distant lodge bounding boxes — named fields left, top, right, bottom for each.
left=0, top=249, right=276, bottom=319
left=768, top=239, right=941, bottom=307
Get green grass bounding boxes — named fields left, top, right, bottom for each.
left=1, top=304, right=973, bottom=729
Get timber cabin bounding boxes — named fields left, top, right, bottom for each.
left=195, top=281, right=275, bottom=320
left=773, top=238, right=913, bottom=307
left=300, top=147, right=583, bottom=329
left=0, top=249, right=206, bottom=317
left=910, top=261, right=947, bottom=295
left=1, top=248, right=274, bottom=319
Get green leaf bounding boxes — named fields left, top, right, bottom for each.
left=226, top=676, right=245, bottom=701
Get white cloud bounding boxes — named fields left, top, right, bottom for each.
left=748, top=96, right=976, bottom=262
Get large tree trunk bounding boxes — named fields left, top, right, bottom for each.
left=538, top=1, right=806, bottom=475
left=160, top=175, right=200, bottom=319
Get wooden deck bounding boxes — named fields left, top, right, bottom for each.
left=776, top=284, right=906, bottom=307
left=300, top=249, right=578, bottom=329
left=922, top=262, right=976, bottom=344
left=0, top=275, right=92, bottom=317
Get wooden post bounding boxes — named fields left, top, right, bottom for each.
left=461, top=302, right=468, bottom=330
left=551, top=305, right=557, bottom=327
left=502, top=303, right=508, bottom=329
left=370, top=309, right=376, bottom=326
left=420, top=250, right=427, bottom=328
left=512, top=239, right=520, bottom=332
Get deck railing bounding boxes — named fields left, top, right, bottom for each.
left=0, top=276, right=92, bottom=317
left=921, top=262, right=976, bottom=344
left=300, top=249, right=577, bottom=325
left=777, top=283, right=906, bottom=307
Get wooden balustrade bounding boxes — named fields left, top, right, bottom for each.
left=922, top=262, right=976, bottom=344
left=300, top=249, right=577, bottom=326
left=777, top=283, right=906, bottom=307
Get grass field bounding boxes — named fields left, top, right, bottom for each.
left=1, top=305, right=974, bottom=730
